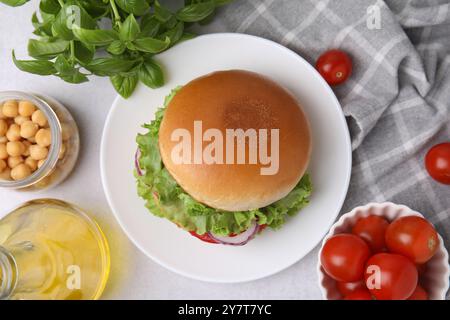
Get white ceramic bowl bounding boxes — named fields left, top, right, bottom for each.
left=317, top=202, right=450, bottom=300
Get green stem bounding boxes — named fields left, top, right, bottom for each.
left=69, top=40, right=75, bottom=63
left=57, top=0, right=64, bottom=7
left=109, top=0, right=122, bottom=28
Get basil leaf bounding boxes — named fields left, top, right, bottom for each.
left=12, top=51, right=56, bottom=75
left=119, top=14, right=140, bottom=41
left=54, top=54, right=89, bottom=84
left=32, top=12, right=54, bottom=37
left=159, top=21, right=184, bottom=45
left=107, top=40, right=126, bottom=55
left=52, top=4, right=96, bottom=40
left=140, top=14, right=160, bottom=38
left=73, top=41, right=94, bottom=63
left=85, top=57, right=138, bottom=76
left=0, top=0, right=29, bottom=6
left=115, top=0, right=149, bottom=16
left=72, top=26, right=119, bottom=46
left=179, top=32, right=196, bottom=42
left=126, top=41, right=137, bottom=51
left=154, top=0, right=172, bottom=22
left=78, top=0, right=109, bottom=19
left=59, top=71, right=89, bottom=84
left=176, top=1, right=215, bottom=22
left=110, top=73, right=138, bottom=98
left=138, top=59, right=164, bottom=89
left=133, top=36, right=170, bottom=53
left=39, top=0, right=60, bottom=14
left=28, top=39, right=69, bottom=58
left=54, top=55, right=73, bottom=74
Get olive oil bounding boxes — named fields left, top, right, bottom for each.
left=0, top=199, right=110, bottom=300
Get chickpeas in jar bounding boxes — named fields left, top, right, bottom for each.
left=0, top=91, right=79, bottom=190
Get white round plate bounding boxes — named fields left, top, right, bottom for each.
left=101, top=33, right=352, bottom=283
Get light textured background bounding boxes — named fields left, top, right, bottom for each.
left=0, top=2, right=323, bottom=299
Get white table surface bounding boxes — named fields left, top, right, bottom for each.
left=0, top=2, right=323, bottom=300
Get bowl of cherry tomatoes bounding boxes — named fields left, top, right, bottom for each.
left=317, top=202, right=449, bottom=300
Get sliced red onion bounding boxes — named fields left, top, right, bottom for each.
left=135, top=148, right=143, bottom=176
left=208, top=221, right=259, bottom=246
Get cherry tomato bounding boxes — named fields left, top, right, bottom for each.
left=407, top=285, right=428, bottom=300
left=316, top=49, right=352, bottom=85
left=364, top=253, right=418, bottom=300
left=352, top=215, right=389, bottom=253
left=344, top=289, right=374, bottom=300
left=320, top=234, right=371, bottom=282
left=385, top=216, right=439, bottom=264
left=189, top=231, right=219, bottom=244
left=337, top=280, right=366, bottom=296
left=425, top=142, right=450, bottom=184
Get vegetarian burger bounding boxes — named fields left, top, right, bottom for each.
left=136, top=70, right=312, bottom=245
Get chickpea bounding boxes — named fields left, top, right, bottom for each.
left=59, top=143, right=66, bottom=160
left=0, top=159, right=6, bottom=173
left=8, top=156, right=23, bottom=168
left=0, top=167, right=11, bottom=180
left=18, top=101, right=36, bottom=117
left=27, top=136, right=36, bottom=144
left=24, top=156, right=37, bottom=171
left=35, top=128, right=51, bottom=147
left=32, top=110, right=48, bottom=127
left=14, top=115, right=30, bottom=126
left=37, top=159, right=45, bottom=169
left=6, top=141, right=25, bottom=157
left=0, top=119, right=8, bottom=137
left=6, top=124, right=21, bottom=142
left=20, top=121, right=39, bottom=139
left=0, top=136, right=7, bottom=144
left=0, top=105, right=6, bottom=120
left=0, top=144, right=7, bottom=159
left=2, top=100, right=19, bottom=118
left=61, top=123, right=71, bottom=141
left=11, top=163, right=32, bottom=181
left=29, top=144, right=48, bottom=160
left=22, top=140, right=31, bottom=156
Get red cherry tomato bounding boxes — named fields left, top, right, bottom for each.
left=425, top=142, right=450, bottom=184
left=189, top=231, right=219, bottom=244
left=407, top=285, right=428, bottom=300
left=364, top=253, right=418, bottom=300
left=385, top=216, right=439, bottom=264
left=337, top=280, right=366, bottom=296
left=344, top=289, right=374, bottom=300
left=316, top=49, right=352, bottom=85
left=352, top=215, right=389, bottom=253
left=320, top=234, right=371, bottom=282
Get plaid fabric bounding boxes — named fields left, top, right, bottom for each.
left=202, top=0, right=450, bottom=293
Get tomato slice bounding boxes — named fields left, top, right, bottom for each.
left=189, top=224, right=267, bottom=244
left=189, top=231, right=219, bottom=244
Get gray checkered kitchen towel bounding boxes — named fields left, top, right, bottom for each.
left=200, top=0, right=450, bottom=279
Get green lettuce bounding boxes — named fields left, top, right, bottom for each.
left=135, top=88, right=312, bottom=236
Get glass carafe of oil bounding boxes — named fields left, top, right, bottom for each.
left=0, top=199, right=110, bottom=300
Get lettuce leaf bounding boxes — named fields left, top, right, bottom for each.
left=135, top=88, right=312, bottom=236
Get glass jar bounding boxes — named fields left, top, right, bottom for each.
left=0, top=199, right=110, bottom=300
left=0, top=91, right=79, bottom=190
